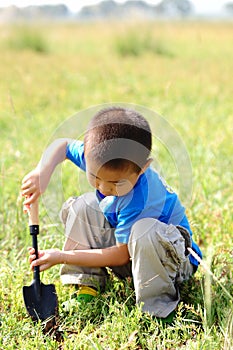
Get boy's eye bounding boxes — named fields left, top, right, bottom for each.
left=115, top=180, right=126, bottom=186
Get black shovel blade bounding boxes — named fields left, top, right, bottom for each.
left=23, top=280, right=58, bottom=322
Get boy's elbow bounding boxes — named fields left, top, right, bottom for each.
left=115, top=244, right=130, bottom=266
left=108, top=255, right=130, bottom=267
left=120, top=255, right=130, bottom=266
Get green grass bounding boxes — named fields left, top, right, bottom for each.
left=114, top=28, right=174, bottom=57
left=0, top=21, right=232, bottom=349
left=7, top=25, right=49, bottom=53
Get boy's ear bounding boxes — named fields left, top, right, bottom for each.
left=140, top=158, right=153, bottom=174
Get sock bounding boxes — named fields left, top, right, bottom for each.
left=76, top=285, right=97, bottom=302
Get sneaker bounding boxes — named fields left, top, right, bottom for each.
left=156, top=310, right=175, bottom=324
left=62, top=285, right=97, bottom=313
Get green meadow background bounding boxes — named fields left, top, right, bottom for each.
left=0, top=20, right=232, bottom=349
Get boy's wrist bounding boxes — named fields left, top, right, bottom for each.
left=59, top=250, right=71, bottom=265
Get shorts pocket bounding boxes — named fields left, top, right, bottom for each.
left=156, top=225, right=187, bottom=277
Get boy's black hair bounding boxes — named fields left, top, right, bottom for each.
left=84, top=107, right=152, bottom=173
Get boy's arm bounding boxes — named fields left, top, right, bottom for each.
left=29, top=244, right=130, bottom=272
left=21, top=138, right=73, bottom=206
left=61, top=244, right=130, bottom=267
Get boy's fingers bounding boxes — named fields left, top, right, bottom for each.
left=30, top=261, right=40, bottom=271
left=23, top=192, right=39, bottom=205
left=21, top=188, right=32, bottom=197
left=29, top=254, right=36, bottom=263
left=28, top=247, right=35, bottom=253
left=30, top=263, right=47, bottom=272
left=21, top=181, right=37, bottom=194
left=21, top=179, right=32, bottom=189
left=30, top=257, right=48, bottom=272
left=21, top=185, right=37, bottom=197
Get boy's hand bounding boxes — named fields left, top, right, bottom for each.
left=21, top=169, right=40, bottom=198
left=21, top=168, right=50, bottom=209
left=28, top=247, right=62, bottom=272
left=21, top=169, right=41, bottom=206
left=20, top=139, right=69, bottom=210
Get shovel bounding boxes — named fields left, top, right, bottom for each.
left=23, top=200, right=58, bottom=324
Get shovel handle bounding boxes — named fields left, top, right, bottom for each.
left=28, top=200, right=40, bottom=286
left=28, top=200, right=39, bottom=226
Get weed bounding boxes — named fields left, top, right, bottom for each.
left=7, top=25, right=49, bottom=53
left=114, top=29, right=174, bottom=57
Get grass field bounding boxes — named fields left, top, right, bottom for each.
left=0, top=20, right=232, bottom=349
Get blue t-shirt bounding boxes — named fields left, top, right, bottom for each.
left=66, top=140, right=202, bottom=266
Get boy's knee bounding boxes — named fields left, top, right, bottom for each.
left=129, top=219, right=190, bottom=277
left=129, top=218, right=186, bottom=262
left=60, top=196, right=78, bottom=225
left=60, top=193, right=97, bottom=225
left=130, top=218, right=166, bottom=245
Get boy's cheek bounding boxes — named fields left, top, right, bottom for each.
left=116, top=183, right=133, bottom=196
left=86, top=175, right=96, bottom=188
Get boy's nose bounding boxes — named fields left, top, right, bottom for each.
left=97, top=182, right=113, bottom=196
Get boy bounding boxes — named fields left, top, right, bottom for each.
left=21, top=107, right=202, bottom=321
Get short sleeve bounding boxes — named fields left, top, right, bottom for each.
left=114, top=207, right=141, bottom=244
left=66, top=140, right=86, bottom=171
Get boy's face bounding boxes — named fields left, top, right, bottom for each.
left=86, top=160, right=142, bottom=197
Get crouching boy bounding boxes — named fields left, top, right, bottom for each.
left=21, top=107, right=202, bottom=321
